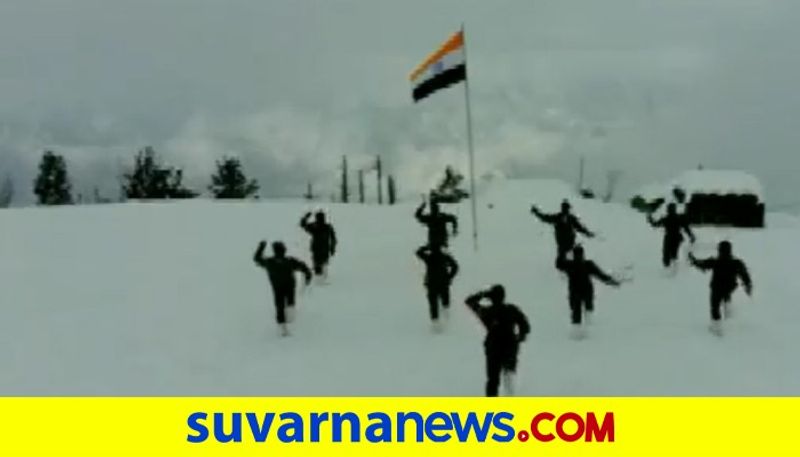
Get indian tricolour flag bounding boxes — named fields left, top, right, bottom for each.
left=409, top=30, right=466, bottom=102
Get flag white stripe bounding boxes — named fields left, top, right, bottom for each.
left=411, top=48, right=465, bottom=86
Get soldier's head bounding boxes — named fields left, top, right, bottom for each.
left=667, top=202, right=677, bottom=215
left=573, top=245, right=585, bottom=261
left=315, top=211, right=326, bottom=224
left=488, top=284, right=506, bottom=305
left=672, top=187, right=686, bottom=203
left=272, top=241, right=287, bottom=258
left=561, top=200, right=571, bottom=214
left=430, top=200, right=440, bottom=214
left=718, top=240, right=732, bottom=259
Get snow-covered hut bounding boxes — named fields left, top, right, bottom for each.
left=673, top=170, right=764, bottom=227
left=632, top=170, right=765, bottom=228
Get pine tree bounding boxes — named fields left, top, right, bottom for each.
left=121, top=147, right=197, bottom=199
left=208, top=156, right=260, bottom=199
left=33, top=150, right=73, bottom=205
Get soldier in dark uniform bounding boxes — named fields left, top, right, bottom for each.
left=415, top=199, right=458, bottom=248
left=556, top=245, right=621, bottom=339
left=300, top=211, right=337, bottom=280
left=688, top=241, right=753, bottom=336
left=648, top=202, right=695, bottom=270
left=465, top=285, right=530, bottom=397
left=253, top=240, right=312, bottom=336
left=531, top=200, right=595, bottom=267
left=415, top=244, right=459, bottom=332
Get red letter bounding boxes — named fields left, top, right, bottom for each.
left=585, top=412, right=615, bottom=442
left=530, top=412, right=555, bottom=442
left=555, top=412, right=585, bottom=442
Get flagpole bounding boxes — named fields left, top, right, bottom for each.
left=461, top=23, right=479, bottom=251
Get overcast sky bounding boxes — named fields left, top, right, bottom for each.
left=0, top=0, right=798, bottom=206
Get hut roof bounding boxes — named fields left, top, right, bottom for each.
left=671, top=170, right=763, bottom=201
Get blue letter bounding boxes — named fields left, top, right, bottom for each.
left=310, top=412, right=329, bottom=442
left=214, top=413, right=242, bottom=443
left=332, top=412, right=361, bottom=442
left=246, top=413, right=275, bottom=442
left=396, top=412, right=424, bottom=443
left=277, top=413, right=305, bottom=443
left=424, top=412, right=453, bottom=443
left=365, top=413, right=392, bottom=443
left=187, top=412, right=208, bottom=443
left=452, top=412, right=493, bottom=442
left=491, top=412, right=515, bottom=442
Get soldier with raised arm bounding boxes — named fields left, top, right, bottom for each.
left=531, top=199, right=595, bottom=267
left=688, top=241, right=752, bottom=336
left=415, top=198, right=458, bottom=248
left=465, top=285, right=530, bottom=397
left=253, top=240, right=312, bottom=337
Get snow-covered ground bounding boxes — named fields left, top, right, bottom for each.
left=1, top=179, right=798, bottom=396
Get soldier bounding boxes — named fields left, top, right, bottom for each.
left=531, top=200, right=595, bottom=267
left=415, top=198, right=458, bottom=248
left=300, top=211, right=337, bottom=281
left=648, top=202, right=696, bottom=271
left=651, top=186, right=688, bottom=219
left=688, top=241, right=753, bottom=336
left=253, top=240, right=312, bottom=336
left=556, top=245, right=621, bottom=340
left=465, top=285, right=530, bottom=397
left=415, top=244, right=459, bottom=332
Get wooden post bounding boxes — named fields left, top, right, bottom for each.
left=376, top=156, right=383, bottom=205
left=388, top=175, right=397, bottom=205
left=341, top=156, right=349, bottom=203
left=358, top=169, right=365, bottom=203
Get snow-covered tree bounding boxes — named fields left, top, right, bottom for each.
left=121, top=147, right=197, bottom=200
left=33, top=151, right=73, bottom=205
left=208, top=156, right=260, bottom=199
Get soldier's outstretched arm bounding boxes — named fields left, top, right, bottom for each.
left=688, top=253, right=714, bottom=271
left=414, top=202, right=426, bottom=222
left=448, top=255, right=460, bottom=280
left=253, top=241, right=268, bottom=267
left=647, top=214, right=662, bottom=228
left=738, top=260, right=753, bottom=295
left=516, top=307, right=531, bottom=342
left=465, top=291, right=488, bottom=318
left=300, top=212, right=312, bottom=231
left=293, top=258, right=313, bottom=285
left=590, top=262, right=620, bottom=286
left=555, top=255, right=569, bottom=273
left=329, top=226, right=338, bottom=256
left=683, top=220, right=696, bottom=243
left=573, top=216, right=595, bottom=238
left=531, top=205, right=555, bottom=224
left=450, top=214, right=459, bottom=236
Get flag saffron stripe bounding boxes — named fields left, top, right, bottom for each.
left=409, top=31, right=464, bottom=82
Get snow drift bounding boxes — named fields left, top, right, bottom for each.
left=0, top=179, right=798, bottom=396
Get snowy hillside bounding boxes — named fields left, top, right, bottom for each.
left=1, top=179, right=799, bottom=396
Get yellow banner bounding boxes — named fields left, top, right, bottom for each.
left=1, top=398, right=798, bottom=456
